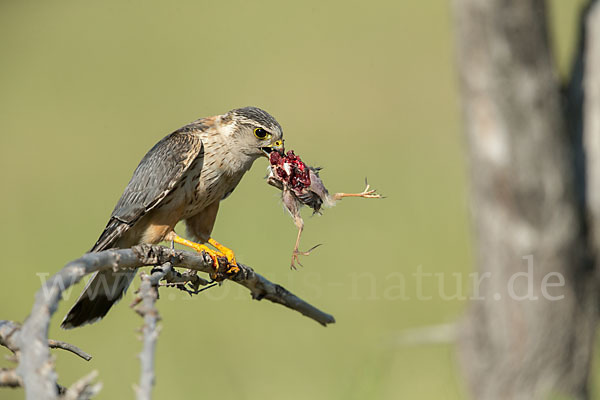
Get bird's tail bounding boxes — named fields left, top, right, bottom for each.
left=61, top=269, right=136, bottom=329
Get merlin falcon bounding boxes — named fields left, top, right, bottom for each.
left=61, top=107, right=284, bottom=329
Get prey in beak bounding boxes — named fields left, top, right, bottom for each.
left=261, top=140, right=284, bottom=157
left=266, top=149, right=382, bottom=269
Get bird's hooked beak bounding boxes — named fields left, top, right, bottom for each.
left=261, top=140, right=284, bottom=157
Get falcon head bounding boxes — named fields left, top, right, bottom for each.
left=225, top=106, right=285, bottom=158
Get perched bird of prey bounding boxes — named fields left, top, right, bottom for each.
left=267, top=150, right=381, bottom=269
left=61, top=107, right=284, bottom=329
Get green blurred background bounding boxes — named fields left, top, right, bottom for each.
left=0, top=1, right=587, bottom=399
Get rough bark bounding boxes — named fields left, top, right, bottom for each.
left=453, top=0, right=599, bottom=398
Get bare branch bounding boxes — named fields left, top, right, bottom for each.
left=1, top=320, right=92, bottom=362
left=0, top=368, right=21, bottom=388
left=0, top=320, right=21, bottom=354
left=0, top=368, right=68, bottom=395
left=133, top=262, right=172, bottom=400
left=62, top=371, right=102, bottom=400
left=1, top=321, right=85, bottom=395
left=16, top=245, right=335, bottom=399
left=232, top=261, right=335, bottom=325
left=47, top=340, right=92, bottom=362
left=133, top=245, right=336, bottom=325
left=163, top=268, right=212, bottom=294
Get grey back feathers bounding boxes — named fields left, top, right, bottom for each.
left=91, top=131, right=204, bottom=252
left=64, top=130, right=205, bottom=329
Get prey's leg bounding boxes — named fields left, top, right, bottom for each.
left=290, top=215, right=321, bottom=269
left=333, top=181, right=382, bottom=201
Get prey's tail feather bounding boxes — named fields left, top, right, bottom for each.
left=61, top=269, right=136, bottom=329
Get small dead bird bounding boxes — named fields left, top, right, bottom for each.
left=267, top=150, right=381, bottom=269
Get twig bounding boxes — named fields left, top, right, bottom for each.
left=62, top=371, right=102, bottom=400
left=133, top=262, right=172, bottom=400
left=16, top=245, right=335, bottom=400
left=1, top=320, right=91, bottom=362
left=0, top=320, right=89, bottom=395
left=0, top=368, right=21, bottom=388
left=232, top=261, right=335, bottom=325
left=0, top=368, right=68, bottom=395
left=162, top=247, right=336, bottom=325
left=164, top=268, right=212, bottom=295
left=0, top=320, right=21, bottom=354
left=47, top=341, right=92, bottom=362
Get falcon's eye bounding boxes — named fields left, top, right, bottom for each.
left=254, top=128, right=270, bottom=140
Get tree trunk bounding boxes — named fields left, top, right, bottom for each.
left=453, top=0, right=600, bottom=398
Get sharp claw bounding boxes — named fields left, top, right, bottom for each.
left=290, top=243, right=322, bottom=269
left=226, top=264, right=240, bottom=274
left=291, top=251, right=302, bottom=270
left=204, top=252, right=219, bottom=269
left=304, top=243, right=323, bottom=254
left=360, top=186, right=382, bottom=198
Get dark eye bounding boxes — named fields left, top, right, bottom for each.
left=254, top=128, right=270, bottom=140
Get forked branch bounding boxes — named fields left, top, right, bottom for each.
left=15, top=244, right=335, bottom=400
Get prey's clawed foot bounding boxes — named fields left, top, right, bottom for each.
left=291, top=244, right=322, bottom=270
left=357, top=183, right=383, bottom=199
left=333, top=182, right=383, bottom=201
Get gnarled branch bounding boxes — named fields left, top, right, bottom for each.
left=16, top=244, right=335, bottom=400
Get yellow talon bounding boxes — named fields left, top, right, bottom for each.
left=172, top=234, right=239, bottom=278
left=172, top=235, right=221, bottom=274
left=208, top=238, right=239, bottom=274
left=208, top=238, right=237, bottom=267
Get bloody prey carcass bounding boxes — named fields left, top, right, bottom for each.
left=267, top=150, right=381, bottom=269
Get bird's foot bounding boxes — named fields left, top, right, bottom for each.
left=208, top=238, right=239, bottom=275
left=183, top=242, right=223, bottom=275
left=172, top=234, right=238, bottom=280
left=291, top=244, right=322, bottom=270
